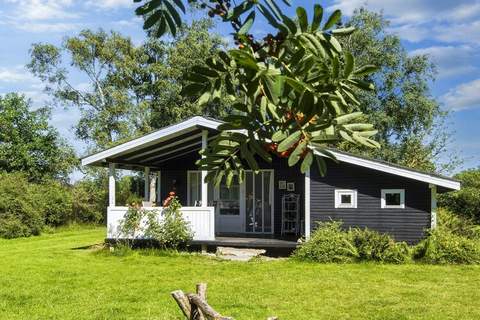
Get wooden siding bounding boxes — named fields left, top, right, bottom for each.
left=310, top=160, right=431, bottom=244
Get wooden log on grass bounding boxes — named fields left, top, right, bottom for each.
left=172, top=283, right=277, bottom=320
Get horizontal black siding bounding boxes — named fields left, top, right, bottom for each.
left=310, top=160, right=431, bottom=244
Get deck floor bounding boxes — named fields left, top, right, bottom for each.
left=191, top=236, right=299, bottom=248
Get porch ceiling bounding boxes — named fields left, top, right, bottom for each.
left=85, top=127, right=217, bottom=171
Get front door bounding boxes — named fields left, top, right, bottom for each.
left=214, top=179, right=244, bottom=233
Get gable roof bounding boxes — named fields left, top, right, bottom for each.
left=81, top=116, right=460, bottom=190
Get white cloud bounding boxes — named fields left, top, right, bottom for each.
left=329, top=0, right=480, bottom=45
left=411, top=45, right=478, bottom=78
left=86, top=0, right=133, bottom=10
left=5, top=0, right=78, bottom=20
left=0, top=66, right=34, bottom=83
left=441, top=79, right=480, bottom=111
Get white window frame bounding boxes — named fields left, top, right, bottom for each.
left=381, top=189, right=405, bottom=209
left=335, top=189, right=357, bottom=208
left=187, top=170, right=202, bottom=206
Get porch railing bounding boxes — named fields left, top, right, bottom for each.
left=107, top=206, right=215, bottom=241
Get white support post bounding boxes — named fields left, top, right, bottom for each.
left=304, top=168, right=311, bottom=239
left=201, top=130, right=208, bottom=207
left=156, top=171, right=161, bottom=204
left=430, top=184, right=437, bottom=229
left=144, top=167, right=150, bottom=202
left=108, top=163, right=116, bottom=207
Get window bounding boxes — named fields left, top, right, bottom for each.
left=187, top=171, right=202, bottom=206
left=335, top=189, right=357, bottom=208
left=381, top=189, right=405, bottom=209
left=218, top=183, right=240, bottom=215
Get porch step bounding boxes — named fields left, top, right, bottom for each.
left=216, top=246, right=266, bottom=261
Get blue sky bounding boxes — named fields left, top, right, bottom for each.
left=0, top=0, right=479, bottom=174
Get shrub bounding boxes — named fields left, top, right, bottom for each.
left=31, top=180, right=73, bottom=226
left=117, top=197, right=193, bottom=249
left=0, top=173, right=43, bottom=238
left=439, top=168, right=480, bottom=223
left=293, top=221, right=358, bottom=263
left=156, top=197, right=193, bottom=249
left=71, top=179, right=106, bottom=224
left=437, top=208, right=480, bottom=240
left=414, top=228, right=480, bottom=264
left=350, top=228, right=411, bottom=264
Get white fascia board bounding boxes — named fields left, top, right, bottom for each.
left=314, top=149, right=461, bottom=190
left=81, top=116, right=222, bottom=166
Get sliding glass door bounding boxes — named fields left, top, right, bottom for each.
left=245, top=170, right=274, bottom=233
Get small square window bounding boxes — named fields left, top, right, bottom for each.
left=335, top=189, right=357, bottom=208
left=381, top=189, right=405, bottom=209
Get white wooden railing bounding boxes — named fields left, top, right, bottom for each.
left=107, top=206, right=215, bottom=241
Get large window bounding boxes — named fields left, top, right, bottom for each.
left=334, top=189, right=357, bottom=208
left=381, top=189, right=405, bottom=209
left=187, top=171, right=202, bottom=206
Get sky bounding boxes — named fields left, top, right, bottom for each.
left=0, top=0, right=479, bottom=176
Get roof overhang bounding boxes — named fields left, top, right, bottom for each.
left=318, top=149, right=460, bottom=191
left=81, top=116, right=460, bottom=190
left=81, top=116, right=222, bottom=167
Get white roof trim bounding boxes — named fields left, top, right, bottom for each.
left=81, top=116, right=222, bottom=166
left=319, top=150, right=460, bottom=190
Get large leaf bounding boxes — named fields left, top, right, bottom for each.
left=323, top=9, right=341, bottom=30
left=239, top=11, right=256, bottom=35
left=311, top=4, right=323, bottom=31
left=277, top=130, right=302, bottom=152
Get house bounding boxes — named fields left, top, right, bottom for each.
left=81, top=116, right=460, bottom=248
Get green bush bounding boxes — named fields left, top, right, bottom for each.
left=71, top=179, right=106, bottom=224
left=439, top=168, right=480, bottom=223
left=0, top=173, right=43, bottom=238
left=437, top=208, right=480, bottom=240
left=413, top=228, right=480, bottom=264
left=293, top=221, right=358, bottom=263
left=118, top=197, right=193, bottom=249
left=31, top=181, right=73, bottom=226
left=350, top=228, right=411, bottom=264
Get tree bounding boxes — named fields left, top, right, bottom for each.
left=134, top=0, right=380, bottom=186
left=439, top=168, right=480, bottom=223
left=338, top=9, right=459, bottom=173
left=0, top=93, right=76, bottom=182
left=28, top=20, right=231, bottom=150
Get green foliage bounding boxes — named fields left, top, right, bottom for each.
left=118, top=197, right=193, bottom=249
left=337, top=9, right=458, bottom=173
left=439, top=168, right=480, bottom=223
left=0, top=93, right=76, bottom=182
left=155, top=197, right=193, bottom=248
left=350, top=228, right=411, bottom=264
left=414, top=228, right=480, bottom=265
left=436, top=208, right=480, bottom=240
left=294, top=221, right=410, bottom=264
left=0, top=173, right=43, bottom=238
left=30, top=181, right=73, bottom=226
left=28, top=21, right=231, bottom=150
left=293, top=221, right=358, bottom=263
left=71, top=178, right=107, bottom=224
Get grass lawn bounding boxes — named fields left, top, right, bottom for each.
left=1, top=227, right=479, bottom=320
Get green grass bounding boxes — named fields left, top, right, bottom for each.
left=1, top=226, right=480, bottom=320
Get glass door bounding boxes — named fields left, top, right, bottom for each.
left=214, top=178, right=244, bottom=233
left=245, top=170, right=273, bottom=233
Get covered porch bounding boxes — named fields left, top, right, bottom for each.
left=81, top=117, right=306, bottom=247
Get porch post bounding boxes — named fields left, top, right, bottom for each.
left=108, top=163, right=116, bottom=207
left=430, top=184, right=437, bottom=229
left=156, top=171, right=161, bottom=203
left=201, top=130, right=208, bottom=207
left=149, top=172, right=156, bottom=203
left=144, top=167, right=150, bottom=202
left=304, top=167, right=311, bottom=239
